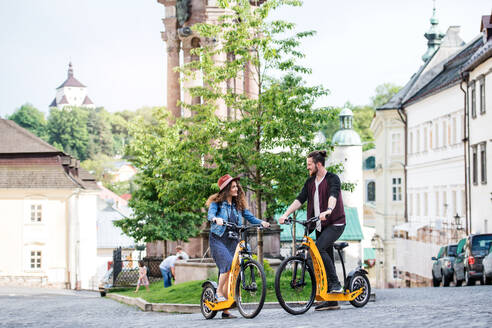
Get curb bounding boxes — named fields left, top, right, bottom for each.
left=107, top=292, right=375, bottom=313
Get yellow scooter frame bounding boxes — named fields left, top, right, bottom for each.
left=203, top=241, right=244, bottom=311
left=302, top=236, right=364, bottom=302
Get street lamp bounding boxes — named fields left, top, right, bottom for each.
left=452, top=213, right=463, bottom=242
left=454, top=213, right=463, bottom=231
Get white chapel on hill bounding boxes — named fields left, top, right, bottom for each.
left=50, top=62, right=95, bottom=109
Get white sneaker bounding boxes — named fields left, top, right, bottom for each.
left=216, top=295, right=227, bottom=302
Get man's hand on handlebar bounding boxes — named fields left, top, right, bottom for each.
left=278, top=214, right=289, bottom=224
left=319, top=209, right=333, bottom=221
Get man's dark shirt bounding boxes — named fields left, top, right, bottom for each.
left=296, top=172, right=346, bottom=227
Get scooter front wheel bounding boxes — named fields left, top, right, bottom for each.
left=275, top=256, right=316, bottom=315
left=200, top=284, right=218, bottom=319
left=235, top=259, right=266, bottom=318
left=349, top=272, right=371, bottom=308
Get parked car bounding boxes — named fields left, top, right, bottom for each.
left=431, top=244, right=458, bottom=287
left=98, top=268, right=114, bottom=297
left=453, top=233, right=492, bottom=286
left=481, top=243, right=492, bottom=285
left=98, top=267, right=141, bottom=297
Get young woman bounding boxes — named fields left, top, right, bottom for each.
left=206, top=174, right=270, bottom=319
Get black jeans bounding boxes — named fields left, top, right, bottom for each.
left=314, top=224, right=345, bottom=287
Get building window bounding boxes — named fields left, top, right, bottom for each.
left=472, top=145, right=478, bottom=185
left=30, top=251, right=41, bottom=269
left=430, top=129, right=433, bottom=149
left=452, top=190, right=457, bottom=216
left=448, top=120, right=451, bottom=145
left=364, top=156, right=375, bottom=169
left=424, top=192, right=428, bottom=216
left=392, top=178, right=402, bottom=201
left=480, top=142, right=487, bottom=184
left=435, top=191, right=440, bottom=217
left=460, top=114, right=464, bottom=142
left=424, top=127, right=428, bottom=151
left=409, top=194, right=413, bottom=216
left=409, top=132, right=413, bottom=154
left=391, top=133, right=401, bottom=154
left=442, top=121, right=447, bottom=147
left=416, top=130, right=420, bottom=153
left=452, top=117, right=457, bottom=144
left=442, top=191, right=447, bottom=217
left=30, top=204, right=42, bottom=222
left=367, top=181, right=375, bottom=202
left=461, top=190, right=466, bottom=217
left=435, top=124, right=439, bottom=148
left=416, top=193, right=421, bottom=216
left=479, top=78, right=486, bottom=115
left=471, top=83, right=476, bottom=119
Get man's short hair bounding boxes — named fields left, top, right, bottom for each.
left=308, top=150, right=327, bottom=166
left=176, top=245, right=182, bottom=251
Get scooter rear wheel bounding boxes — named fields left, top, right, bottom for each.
left=349, top=272, right=371, bottom=308
left=200, top=285, right=217, bottom=319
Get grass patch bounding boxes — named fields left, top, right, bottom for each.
left=111, top=271, right=312, bottom=304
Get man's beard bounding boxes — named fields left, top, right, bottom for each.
left=309, top=167, right=318, bottom=177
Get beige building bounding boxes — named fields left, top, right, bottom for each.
left=0, top=119, right=99, bottom=289
left=370, top=105, right=405, bottom=288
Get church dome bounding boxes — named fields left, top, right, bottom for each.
left=331, top=108, right=362, bottom=146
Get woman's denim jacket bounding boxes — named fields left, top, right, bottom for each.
left=207, top=201, right=262, bottom=237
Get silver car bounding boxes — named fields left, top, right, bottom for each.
left=482, top=243, right=492, bottom=285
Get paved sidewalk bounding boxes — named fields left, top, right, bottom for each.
left=1, top=286, right=492, bottom=327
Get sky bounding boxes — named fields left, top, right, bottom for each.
left=0, top=0, right=490, bottom=118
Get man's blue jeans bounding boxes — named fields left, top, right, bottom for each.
left=160, top=268, right=172, bottom=287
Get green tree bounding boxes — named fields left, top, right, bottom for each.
left=84, top=107, right=114, bottom=158
left=117, top=1, right=344, bottom=257
left=8, top=103, right=48, bottom=140
left=114, top=108, right=216, bottom=243
left=371, top=83, right=401, bottom=109
left=80, top=153, right=115, bottom=183
left=47, top=107, right=89, bottom=160
left=178, top=0, right=340, bottom=261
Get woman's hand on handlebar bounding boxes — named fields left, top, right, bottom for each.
left=261, top=221, right=270, bottom=228
left=214, top=217, right=224, bottom=226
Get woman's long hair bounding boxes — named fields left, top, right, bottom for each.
left=205, top=180, right=248, bottom=211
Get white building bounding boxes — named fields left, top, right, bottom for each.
left=0, top=119, right=99, bottom=289
left=373, top=7, right=489, bottom=287
left=463, top=13, right=492, bottom=235
left=50, top=62, right=95, bottom=109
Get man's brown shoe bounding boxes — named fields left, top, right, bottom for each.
left=314, top=301, right=340, bottom=311
left=221, top=312, right=237, bottom=319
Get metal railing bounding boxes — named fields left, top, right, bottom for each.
left=112, top=258, right=163, bottom=287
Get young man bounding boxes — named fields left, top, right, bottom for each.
left=279, top=150, right=346, bottom=311
left=159, top=254, right=184, bottom=287
left=175, top=245, right=189, bottom=260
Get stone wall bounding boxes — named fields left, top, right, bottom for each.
left=0, top=275, right=66, bottom=289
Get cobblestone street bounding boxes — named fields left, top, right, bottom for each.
left=1, top=286, right=491, bottom=328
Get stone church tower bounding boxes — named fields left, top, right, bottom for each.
left=157, top=0, right=261, bottom=119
